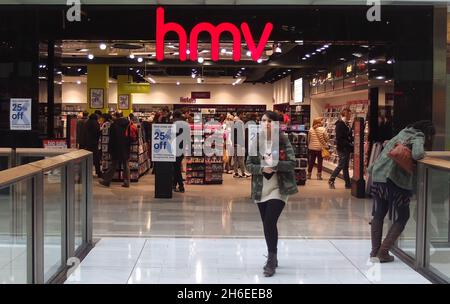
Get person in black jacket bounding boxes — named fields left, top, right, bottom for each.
left=76, top=111, right=89, bottom=149
left=99, top=112, right=132, bottom=188
left=328, top=108, right=353, bottom=189
left=85, top=113, right=101, bottom=177
left=172, top=110, right=186, bottom=193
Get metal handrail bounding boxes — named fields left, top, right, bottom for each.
left=0, top=148, right=93, bottom=284
left=394, top=151, right=450, bottom=284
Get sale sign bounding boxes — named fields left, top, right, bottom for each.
left=151, top=124, right=176, bottom=162
left=10, top=98, right=32, bottom=130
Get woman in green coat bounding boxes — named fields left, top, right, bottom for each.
left=246, top=111, right=298, bottom=277
left=369, top=120, right=435, bottom=263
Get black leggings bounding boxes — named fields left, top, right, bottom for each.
left=257, top=199, right=286, bottom=254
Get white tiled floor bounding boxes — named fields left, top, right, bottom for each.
left=65, top=237, right=431, bottom=284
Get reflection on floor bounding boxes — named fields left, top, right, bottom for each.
left=93, top=172, right=374, bottom=238
left=65, top=237, right=430, bottom=284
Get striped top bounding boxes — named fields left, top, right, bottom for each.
left=308, top=126, right=328, bottom=151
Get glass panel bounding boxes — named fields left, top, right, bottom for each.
left=74, top=161, right=86, bottom=251
left=397, top=196, right=417, bottom=258
left=0, top=179, right=30, bottom=284
left=0, top=155, right=10, bottom=172
left=427, top=168, right=450, bottom=282
left=43, top=167, right=65, bottom=282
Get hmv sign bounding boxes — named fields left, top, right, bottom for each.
left=156, top=7, right=273, bottom=62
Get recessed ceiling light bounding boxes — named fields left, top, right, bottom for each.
left=241, top=67, right=245, bottom=70
left=67, top=66, right=71, bottom=69
left=387, top=59, right=394, bottom=64
left=312, top=52, right=316, bottom=55
left=369, top=59, right=377, bottom=64
left=198, top=57, right=204, bottom=64
left=77, top=68, right=82, bottom=72
left=376, top=76, right=385, bottom=80
left=283, top=72, right=286, bottom=75
left=147, top=77, right=156, bottom=84
left=79, top=48, right=88, bottom=52
left=324, top=44, right=330, bottom=48
left=99, top=43, right=107, bottom=50
left=136, top=69, right=140, bottom=73
left=176, top=81, right=180, bottom=85
left=302, top=57, right=306, bottom=60
left=129, top=54, right=135, bottom=59
left=295, top=40, right=304, bottom=44
left=339, top=58, right=346, bottom=61
left=275, top=46, right=282, bottom=54
left=305, top=54, right=310, bottom=58
left=257, top=59, right=263, bottom=63
left=57, top=71, right=62, bottom=75
left=87, top=54, right=94, bottom=60
left=352, top=53, right=363, bottom=58
left=137, top=57, right=143, bottom=63
left=129, top=67, right=133, bottom=70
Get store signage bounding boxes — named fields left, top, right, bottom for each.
left=156, top=7, right=273, bottom=62
left=151, top=123, right=176, bottom=162
left=191, top=92, right=211, bottom=99
left=180, top=97, right=196, bottom=103
left=43, top=139, right=67, bottom=149
left=10, top=98, right=32, bottom=130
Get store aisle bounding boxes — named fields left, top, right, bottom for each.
left=93, top=172, right=374, bottom=239
left=65, top=237, right=430, bottom=284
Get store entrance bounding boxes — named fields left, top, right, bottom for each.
left=31, top=4, right=434, bottom=237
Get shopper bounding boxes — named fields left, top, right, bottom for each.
left=76, top=111, right=89, bottom=149
left=223, top=114, right=234, bottom=174
left=368, top=120, right=435, bottom=263
left=172, top=110, right=185, bottom=193
left=246, top=111, right=298, bottom=277
left=328, top=108, right=353, bottom=189
left=307, top=117, right=329, bottom=180
left=84, top=113, right=102, bottom=178
left=99, top=112, right=132, bottom=188
left=232, top=111, right=251, bottom=178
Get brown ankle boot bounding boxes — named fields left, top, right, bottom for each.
left=377, top=223, right=404, bottom=263
left=263, top=252, right=277, bottom=277
left=317, top=173, right=323, bottom=180
left=370, top=218, right=383, bottom=261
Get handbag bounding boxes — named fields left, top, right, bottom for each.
left=313, top=128, right=330, bottom=159
left=387, top=142, right=414, bottom=174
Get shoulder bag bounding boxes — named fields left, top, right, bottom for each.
left=387, top=141, right=414, bottom=174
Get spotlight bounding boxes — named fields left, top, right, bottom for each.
left=186, top=50, right=191, bottom=55
left=198, top=57, right=204, bottom=64
left=99, top=43, right=107, bottom=50
left=88, top=54, right=94, bottom=60
left=369, top=59, right=377, bottom=64
left=176, top=81, right=180, bottom=85
left=305, top=54, right=310, bottom=58
left=129, top=54, right=135, bottom=59
left=275, top=45, right=282, bottom=53
left=221, top=48, right=227, bottom=54
left=137, top=57, right=143, bottom=63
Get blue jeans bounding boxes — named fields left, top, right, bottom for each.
left=330, top=150, right=351, bottom=186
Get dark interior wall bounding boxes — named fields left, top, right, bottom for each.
left=0, top=8, right=39, bottom=132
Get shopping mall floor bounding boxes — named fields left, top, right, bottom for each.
left=65, top=171, right=430, bottom=284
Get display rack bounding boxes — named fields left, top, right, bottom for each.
left=288, top=131, right=308, bottom=186
left=321, top=99, right=369, bottom=176
left=100, top=122, right=150, bottom=182
left=186, top=122, right=223, bottom=185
